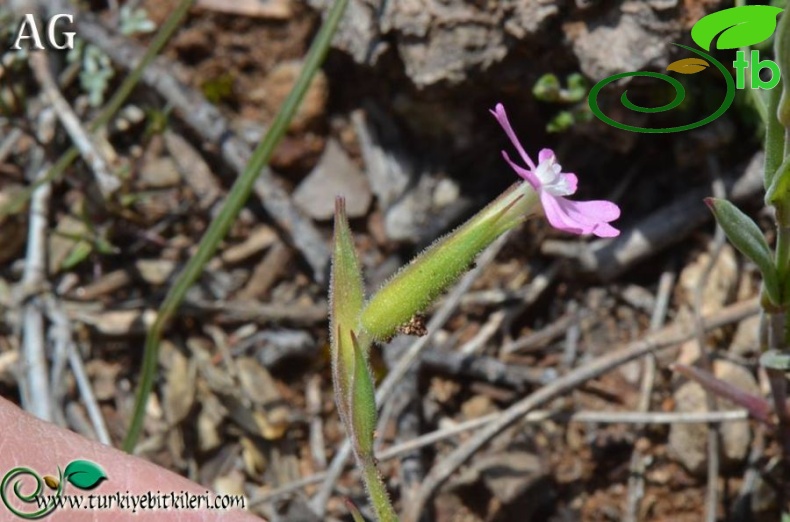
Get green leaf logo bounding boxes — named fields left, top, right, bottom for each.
left=691, top=5, right=783, bottom=51
left=63, top=460, right=107, bottom=490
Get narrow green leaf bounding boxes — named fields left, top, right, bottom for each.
left=705, top=198, right=780, bottom=304
left=60, top=241, right=93, bottom=270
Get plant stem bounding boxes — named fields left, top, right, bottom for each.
left=361, top=457, right=399, bottom=522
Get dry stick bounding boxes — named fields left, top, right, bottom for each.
left=733, top=424, right=767, bottom=517
left=310, top=233, right=512, bottom=516
left=404, top=297, right=761, bottom=522
left=383, top=337, right=425, bottom=518
left=252, top=405, right=751, bottom=507
left=62, top=9, right=330, bottom=282
left=0, top=128, right=23, bottom=164
left=20, top=147, right=53, bottom=422
left=44, top=295, right=111, bottom=445
left=27, top=52, right=120, bottom=198
left=694, top=168, right=727, bottom=522
left=624, top=268, right=674, bottom=522
left=307, top=375, right=327, bottom=471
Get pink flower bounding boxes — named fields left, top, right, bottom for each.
left=490, top=103, right=621, bottom=238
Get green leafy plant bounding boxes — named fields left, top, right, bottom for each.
left=532, top=72, right=592, bottom=132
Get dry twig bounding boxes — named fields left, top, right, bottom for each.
left=404, top=297, right=760, bottom=522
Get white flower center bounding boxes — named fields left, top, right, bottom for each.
left=535, top=157, right=573, bottom=196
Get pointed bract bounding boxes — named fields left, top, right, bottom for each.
left=330, top=198, right=366, bottom=425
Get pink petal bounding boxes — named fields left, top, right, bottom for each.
left=490, top=104, right=537, bottom=170
left=502, top=151, right=540, bottom=189
left=558, top=198, right=621, bottom=223
left=591, top=222, right=620, bottom=238
left=561, top=173, right=578, bottom=193
left=537, top=149, right=555, bottom=163
left=541, top=194, right=622, bottom=237
left=540, top=192, right=588, bottom=235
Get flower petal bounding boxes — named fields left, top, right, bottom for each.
left=591, top=222, right=620, bottom=238
left=558, top=198, right=621, bottom=223
left=541, top=194, right=622, bottom=237
left=540, top=192, right=588, bottom=235
left=562, top=173, right=578, bottom=193
left=490, top=104, right=536, bottom=170
left=537, top=149, right=555, bottom=163
left=502, top=151, right=540, bottom=189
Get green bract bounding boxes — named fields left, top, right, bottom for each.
left=329, top=198, right=367, bottom=428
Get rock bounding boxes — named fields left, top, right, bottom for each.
left=138, top=156, right=181, bottom=189
left=729, top=315, right=761, bottom=358
left=307, top=0, right=558, bottom=87
left=668, top=360, right=758, bottom=474
left=293, top=139, right=372, bottom=220
left=135, top=259, right=177, bottom=285
left=352, top=107, right=412, bottom=211
left=384, top=172, right=468, bottom=243
left=476, top=451, right=543, bottom=504
left=567, top=12, right=668, bottom=81
left=678, top=244, right=738, bottom=316
left=259, top=61, right=327, bottom=132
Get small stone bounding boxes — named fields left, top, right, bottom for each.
left=668, top=360, right=758, bottom=474
left=678, top=244, right=738, bottom=316
left=138, top=156, right=181, bottom=189
left=135, top=259, right=177, bottom=285
left=293, top=139, right=372, bottom=220
left=729, top=315, right=761, bottom=358
left=260, top=61, right=327, bottom=132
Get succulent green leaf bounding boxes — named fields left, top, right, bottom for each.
left=691, top=5, right=783, bottom=51
left=532, top=74, right=561, bottom=102
left=564, top=73, right=588, bottom=102
left=705, top=198, right=780, bottom=304
left=63, top=460, right=107, bottom=490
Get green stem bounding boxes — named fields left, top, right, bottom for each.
left=361, top=457, right=399, bottom=522
left=765, top=81, right=785, bottom=192
left=122, top=0, right=350, bottom=452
